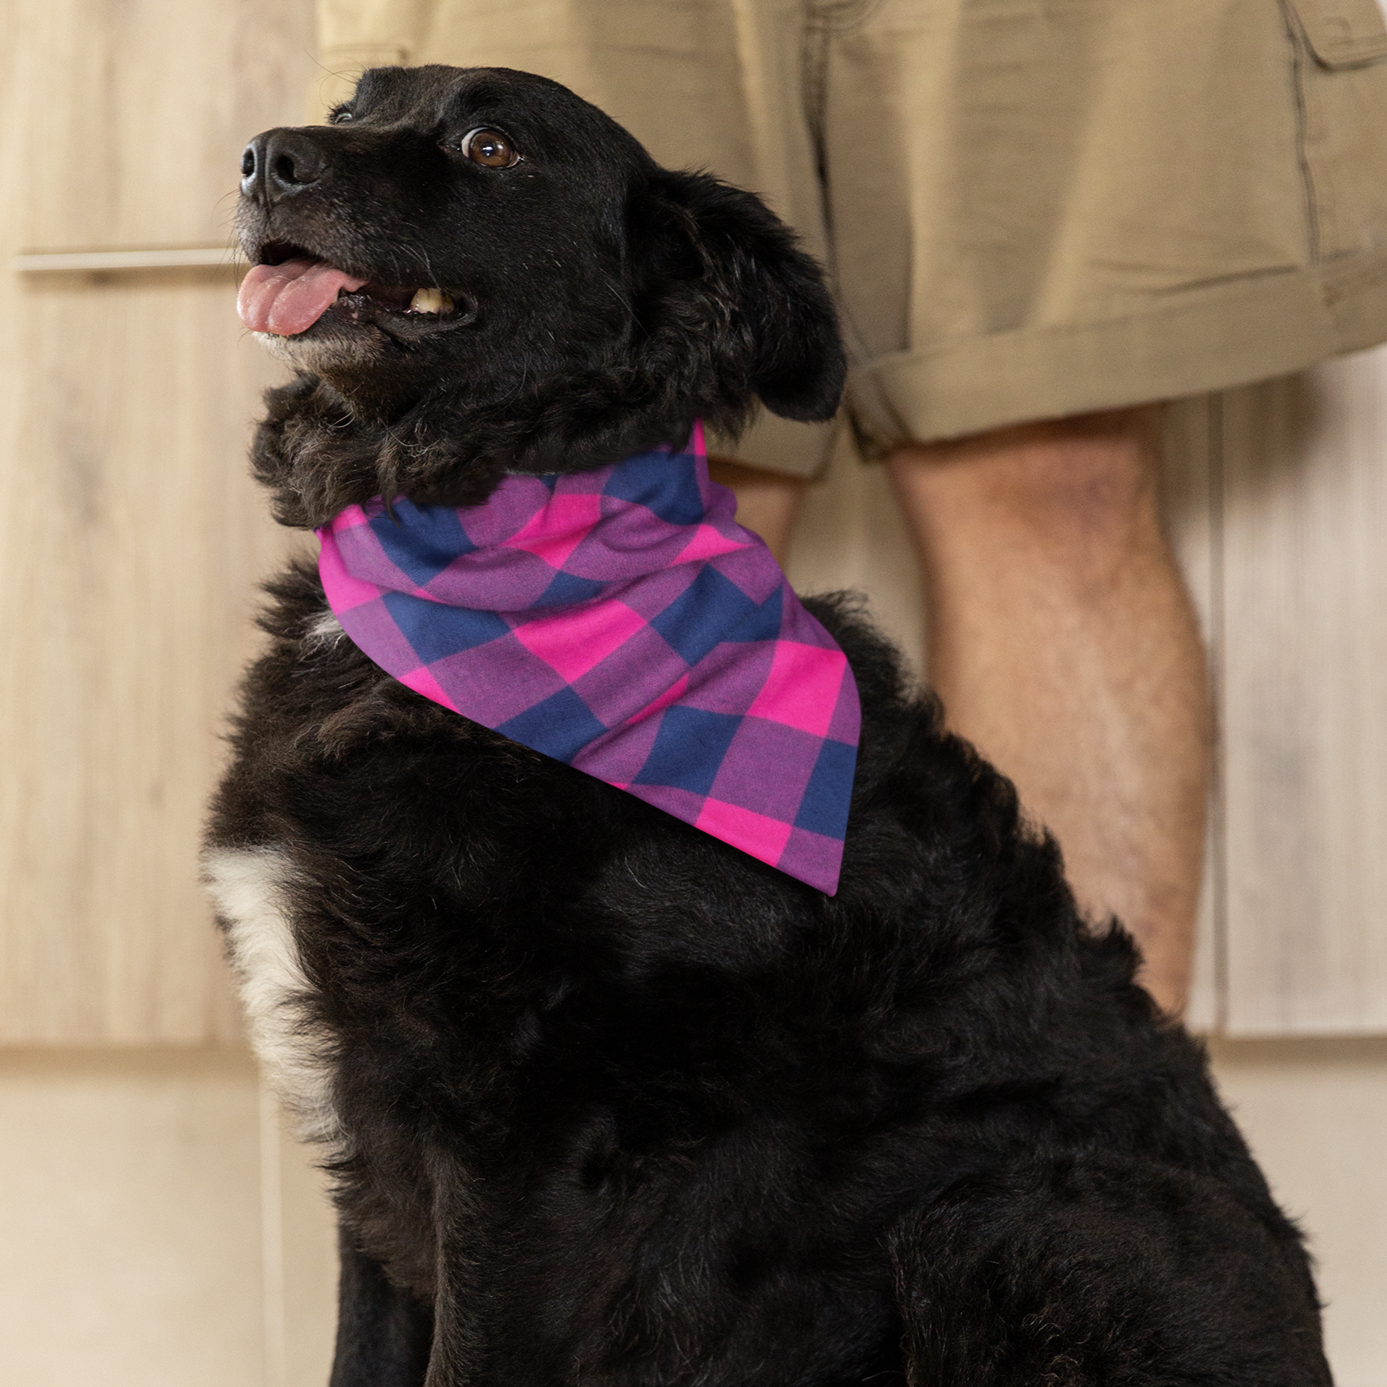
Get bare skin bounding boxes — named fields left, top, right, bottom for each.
left=711, top=409, right=1209, bottom=1015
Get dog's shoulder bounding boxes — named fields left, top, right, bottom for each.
left=211, top=563, right=1063, bottom=957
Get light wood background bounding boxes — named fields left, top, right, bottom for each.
left=4, top=0, right=1387, bottom=1047
left=2, top=0, right=1387, bottom=1382
left=0, top=0, right=312, bottom=1042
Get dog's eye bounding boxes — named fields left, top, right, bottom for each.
left=461, top=128, right=519, bottom=169
left=328, top=106, right=354, bottom=125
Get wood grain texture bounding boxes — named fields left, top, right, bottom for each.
left=1219, top=356, right=1387, bottom=1034
left=14, top=0, right=317, bottom=253
left=7, top=0, right=1384, bottom=1045
left=0, top=0, right=316, bottom=1042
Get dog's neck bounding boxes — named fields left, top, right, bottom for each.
left=250, top=369, right=725, bottom=531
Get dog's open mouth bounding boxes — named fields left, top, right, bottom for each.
left=238, top=249, right=470, bottom=338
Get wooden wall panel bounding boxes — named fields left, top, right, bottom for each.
left=0, top=275, right=291, bottom=1041
left=1161, top=398, right=1223, bottom=1032
left=266, top=1092, right=341, bottom=1387
left=1219, top=356, right=1387, bottom=1034
left=14, top=0, right=315, bottom=253
left=0, top=0, right=316, bottom=1042
left=1208, top=1038, right=1387, bottom=1385
left=6, top=0, right=1384, bottom=1046
left=0, top=1049, right=266, bottom=1387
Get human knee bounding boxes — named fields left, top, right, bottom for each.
left=893, top=409, right=1162, bottom=556
left=995, top=421, right=1157, bottom=547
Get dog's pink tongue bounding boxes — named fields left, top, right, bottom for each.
left=237, top=258, right=368, bottom=335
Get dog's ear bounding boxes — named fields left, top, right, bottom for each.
left=630, top=170, right=846, bottom=425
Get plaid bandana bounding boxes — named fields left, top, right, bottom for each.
left=316, top=425, right=860, bottom=894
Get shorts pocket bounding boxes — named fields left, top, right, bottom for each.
left=1289, top=0, right=1387, bottom=67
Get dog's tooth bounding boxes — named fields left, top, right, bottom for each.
left=409, top=287, right=451, bottom=314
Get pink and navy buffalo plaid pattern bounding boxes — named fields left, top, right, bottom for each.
left=317, top=425, right=860, bottom=893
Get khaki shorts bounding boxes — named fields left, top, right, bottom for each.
left=317, top=0, right=1387, bottom=478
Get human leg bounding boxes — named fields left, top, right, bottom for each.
left=887, top=409, right=1209, bottom=1015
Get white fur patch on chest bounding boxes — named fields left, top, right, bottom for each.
left=203, top=845, right=342, bottom=1145
left=303, top=607, right=347, bottom=650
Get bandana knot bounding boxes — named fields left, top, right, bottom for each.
left=317, top=425, right=860, bottom=893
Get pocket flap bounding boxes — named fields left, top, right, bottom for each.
left=1291, top=0, right=1387, bottom=67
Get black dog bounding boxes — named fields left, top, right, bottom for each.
left=206, top=65, right=1330, bottom=1387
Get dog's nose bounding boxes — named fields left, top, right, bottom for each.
left=240, top=131, right=328, bottom=204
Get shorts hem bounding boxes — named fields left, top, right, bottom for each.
left=704, top=413, right=841, bottom=481
left=848, top=245, right=1387, bottom=449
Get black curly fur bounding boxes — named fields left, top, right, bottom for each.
left=207, top=65, right=1330, bottom=1387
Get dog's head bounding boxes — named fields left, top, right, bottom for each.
left=236, top=65, right=844, bottom=526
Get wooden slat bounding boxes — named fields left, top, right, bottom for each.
left=0, top=274, right=296, bottom=1042
left=0, top=1049, right=267, bottom=1386
left=1220, top=357, right=1387, bottom=1034
left=1160, top=398, right=1223, bottom=1033
left=0, top=0, right=315, bottom=1043
left=14, top=0, right=309, bottom=253
left=14, top=247, right=241, bottom=272
left=262, top=1088, right=339, bottom=1387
